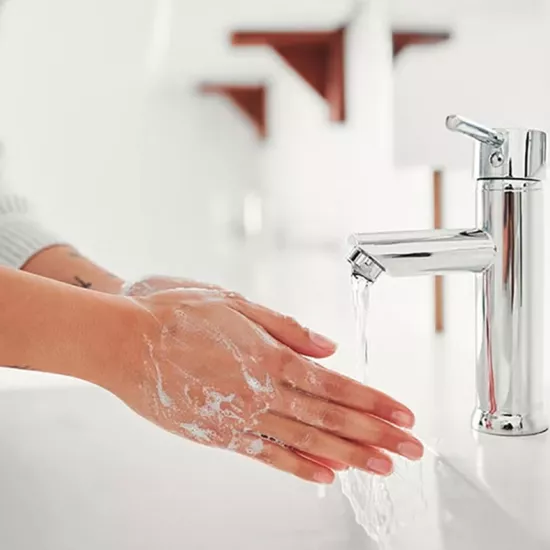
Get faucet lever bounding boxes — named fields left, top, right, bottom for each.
left=446, top=114, right=505, bottom=148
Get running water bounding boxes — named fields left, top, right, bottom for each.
left=339, top=275, right=428, bottom=548
left=339, top=276, right=548, bottom=549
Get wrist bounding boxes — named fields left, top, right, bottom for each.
left=22, top=245, right=125, bottom=294
left=90, top=296, right=154, bottom=396
left=56, top=292, right=152, bottom=394
left=0, top=267, right=152, bottom=398
left=3, top=274, right=144, bottom=388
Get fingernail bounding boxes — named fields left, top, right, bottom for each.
left=367, top=457, right=393, bottom=476
left=397, top=441, right=424, bottom=460
left=392, top=410, right=415, bottom=428
left=313, top=470, right=335, bottom=484
left=308, top=330, right=337, bottom=351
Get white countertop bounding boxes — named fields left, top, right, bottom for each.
left=1, top=243, right=549, bottom=549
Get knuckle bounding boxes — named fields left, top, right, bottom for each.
left=294, top=428, right=318, bottom=451
left=225, top=290, right=246, bottom=302
left=320, top=406, right=346, bottom=431
left=255, top=444, right=275, bottom=466
left=362, top=420, right=384, bottom=444
left=321, top=378, right=346, bottom=402
left=360, top=389, right=378, bottom=412
left=276, top=348, right=298, bottom=380
left=294, top=462, right=316, bottom=482
left=282, top=314, right=305, bottom=334
left=348, top=447, right=368, bottom=467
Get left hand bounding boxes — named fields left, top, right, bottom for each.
left=121, top=275, right=354, bottom=472
left=122, top=275, right=223, bottom=297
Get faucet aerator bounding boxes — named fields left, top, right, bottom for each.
left=348, top=248, right=384, bottom=283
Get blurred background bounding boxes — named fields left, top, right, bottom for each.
left=0, top=0, right=547, bottom=378
left=1, top=4, right=550, bottom=547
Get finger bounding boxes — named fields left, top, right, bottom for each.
left=255, top=413, right=394, bottom=476
left=257, top=433, right=347, bottom=470
left=230, top=299, right=337, bottom=358
left=273, top=387, right=423, bottom=460
left=281, top=357, right=416, bottom=429
left=297, top=452, right=348, bottom=471
left=234, top=434, right=335, bottom=484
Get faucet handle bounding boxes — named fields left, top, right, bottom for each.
left=446, top=114, right=547, bottom=181
left=445, top=115, right=505, bottom=147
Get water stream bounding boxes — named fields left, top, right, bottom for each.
left=339, top=276, right=548, bottom=550
left=339, top=276, right=427, bottom=549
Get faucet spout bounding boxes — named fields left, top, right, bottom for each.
left=348, top=228, right=495, bottom=281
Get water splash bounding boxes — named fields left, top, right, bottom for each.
left=339, top=275, right=427, bottom=548
left=339, top=277, right=549, bottom=549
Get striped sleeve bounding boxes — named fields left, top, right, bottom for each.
left=0, top=193, right=63, bottom=268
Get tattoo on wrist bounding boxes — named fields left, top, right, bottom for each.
left=5, top=365, right=32, bottom=371
left=74, top=276, right=92, bottom=289
left=69, top=250, right=83, bottom=258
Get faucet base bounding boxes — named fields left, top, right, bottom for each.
left=472, top=409, right=548, bottom=437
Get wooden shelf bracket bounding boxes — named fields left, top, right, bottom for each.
left=232, top=29, right=346, bottom=122
left=200, top=84, right=268, bottom=139
left=393, top=30, right=451, bottom=60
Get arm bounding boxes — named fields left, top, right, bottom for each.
left=0, top=266, right=135, bottom=388
left=22, top=244, right=125, bottom=294
left=0, top=180, right=124, bottom=293
left=0, top=194, right=424, bottom=482
left=21, top=245, right=216, bottom=296
left=0, top=266, right=423, bottom=484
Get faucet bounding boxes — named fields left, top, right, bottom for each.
left=348, top=115, right=548, bottom=436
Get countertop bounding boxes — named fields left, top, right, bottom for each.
left=1, top=243, right=549, bottom=549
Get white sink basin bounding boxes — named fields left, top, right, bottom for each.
left=0, top=384, right=371, bottom=550
left=1, top=247, right=550, bottom=549
left=0, top=382, right=546, bottom=550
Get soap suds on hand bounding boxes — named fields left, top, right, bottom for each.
left=246, top=439, right=264, bottom=456
left=180, top=423, right=215, bottom=443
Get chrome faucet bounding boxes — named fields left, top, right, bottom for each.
left=348, top=115, right=548, bottom=436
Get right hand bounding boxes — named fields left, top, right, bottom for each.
left=109, top=286, right=423, bottom=484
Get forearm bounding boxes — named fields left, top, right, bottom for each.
left=0, top=266, right=134, bottom=388
left=22, top=245, right=125, bottom=294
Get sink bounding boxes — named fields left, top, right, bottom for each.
left=2, top=247, right=550, bottom=549
left=341, top=447, right=548, bottom=550
left=0, top=381, right=547, bottom=550
left=0, top=384, right=371, bottom=550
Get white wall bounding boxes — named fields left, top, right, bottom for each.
left=392, top=1, right=550, bottom=169
left=0, top=0, right=398, bottom=284
left=0, top=0, right=547, bottom=268
left=0, top=0, right=260, bottom=282
left=149, top=0, right=391, bottom=246
left=0, top=0, right=399, bottom=387
left=262, top=0, right=394, bottom=244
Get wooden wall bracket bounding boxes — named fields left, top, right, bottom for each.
left=199, top=84, right=267, bottom=139
left=232, top=29, right=346, bottom=122
left=393, top=31, right=451, bottom=60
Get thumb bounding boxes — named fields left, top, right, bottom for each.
left=230, top=299, right=337, bottom=358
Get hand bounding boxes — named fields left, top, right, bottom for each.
left=121, top=275, right=223, bottom=296
left=111, top=283, right=423, bottom=485
left=123, top=276, right=350, bottom=472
